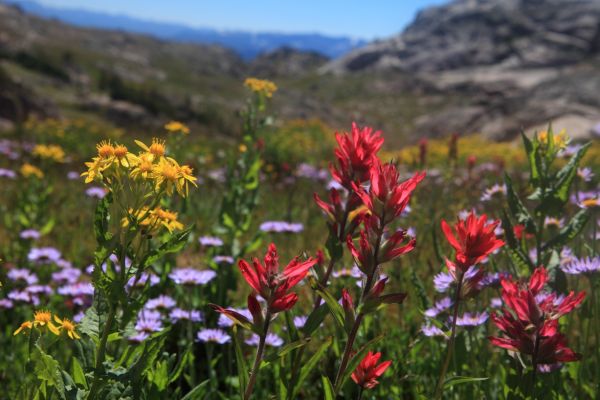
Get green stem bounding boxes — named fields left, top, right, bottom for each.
left=434, top=274, right=464, bottom=400
left=244, top=311, right=271, bottom=400
left=89, top=304, right=117, bottom=400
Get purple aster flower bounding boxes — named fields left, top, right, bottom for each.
left=0, top=168, right=16, bottom=179
left=127, top=272, right=160, bottom=288
left=218, top=308, right=252, bottom=328
left=207, top=168, right=226, bottom=182
left=577, top=167, right=594, bottom=182
left=52, top=268, right=81, bottom=284
left=326, top=179, right=344, bottom=191
left=572, top=190, right=600, bottom=209
left=455, top=312, right=489, bottom=327
left=406, top=227, right=416, bottom=239
left=479, top=272, right=507, bottom=289
left=28, top=247, right=62, bottom=263
left=197, top=328, right=230, bottom=344
left=73, top=311, right=85, bottom=323
left=537, top=363, right=563, bottom=373
left=421, top=323, right=447, bottom=338
left=7, top=289, right=39, bottom=305
left=480, top=184, right=506, bottom=202
left=56, top=259, right=73, bottom=269
left=58, top=282, right=95, bottom=297
left=19, top=229, right=41, bottom=240
left=26, top=284, right=53, bottom=295
left=7, top=268, right=38, bottom=285
left=85, top=186, right=107, bottom=199
left=562, top=256, right=600, bottom=275
left=199, top=236, right=224, bottom=247
left=169, top=308, right=204, bottom=323
left=67, top=171, right=81, bottom=180
left=424, top=297, right=454, bottom=318
left=332, top=265, right=363, bottom=279
left=293, top=316, right=308, bottom=329
left=169, top=268, right=216, bottom=285
left=296, top=163, right=329, bottom=181
left=135, top=310, right=163, bottom=333
left=145, top=295, right=177, bottom=311
left=128, top=332, right=150, bottom=343
left=0, top=299, right=14, bottom=309
left=558, top=144, right=583, bottom=158
left=433, top=272, right=453, bottom=293
left=490, top=297, right=503, bottom=308
left=544, top=217, right=564, bottom=229
left=259, top=221, right=304, bottom=233
left=245, top=333, right=284, bottom=347
left=213, top=255, right=234, bottom=264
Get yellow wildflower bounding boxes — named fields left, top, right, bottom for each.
left=164, top=121, right=190, bottom=135
left=538, top=129, right=569, bottom=149
left=81, top=157, right=110, bottom=183
left=20, top=163, right=44, bottom=179
left=154, top=207, right=184, bottom=232
left=244, top=77, right=277, bottom=98
left=177, top=164, right=197, bottom=197
left=129, top=152, right=154, bottom=180
left=33, top=310, right=60, bottom=335
left=54, top=315, right=80, bottom=339
left=112, top=144, right=137, bottom=167
left=13, top=321, right=33, bottom=336
left=152, top=157, right=180, bottom=196
left=239, top=144, right=248, bottom=153
left=97, top=140, right=115, bottom=159
left=32, top=144, right=65, bottom=163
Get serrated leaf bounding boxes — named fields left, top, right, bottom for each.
left=543, top=209, right=590, bottom=250
left=504, top=173, right=535, bottom=231
left=143, top=226, right=193, bottom=267
left=34, top=346, right=66, bottom=400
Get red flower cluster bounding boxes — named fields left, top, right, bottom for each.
left=441, top=212, right=504, bottom=275
left=354, top=161, right=425, bottom=225
left=330, top=122, right=384, bottom=189
left=489, top=267, right=585, bottom=366
left=351, top=351, right=392, bottom=389
left=237, top=243, right=316, bottom=313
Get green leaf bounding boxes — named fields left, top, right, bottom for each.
left=543, top=209, right=590, bottom=251
left=71, top=357, right=88, bottom=389
left=309, top=277, right=344, bottom=330
left=504, top=173, right=535, bottom=232
left=336, top=335, right=384, bottom=392
left=261, top=338, right=311, bottom=367
left=143, top=226, right=193, bottom=267
left=34, top=346, right=66, bottom=400
left=94, top=192, right=113, bottom=244
left=292, top=337, right=333, bottom=399
left=521, top=131, right=540, bottom=185
left=501, top=211, right=533, bottom=272
left=301, top=303, right=329, bottom=336
left=181, top=380, right=210, bottom=400
left=232, top=327, right=249, bottom=399
left=444, top=375, right=489, bottom=388
left=322, top=375, right=335, bottom=400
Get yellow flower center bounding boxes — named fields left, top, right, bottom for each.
left=179, top=165, right=193, bottom=175
left=140, top=160, right=153, bottom=172
left=582, top=198, right=599, bottom=208
left=114, top=144, right=128, bottom=159
left=97, top=141, right=115, bottom=158
left=60, top=319, right=76, bottom=331
left=34, top=310, right=52, bottom=324
left=160, top=163, right=179, bottom=181
left=149, top=139, right=166, bottom=157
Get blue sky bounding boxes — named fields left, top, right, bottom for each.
left=30, top=0, right=449, bottom=39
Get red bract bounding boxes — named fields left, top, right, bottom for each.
left=354, top=161, right=425, bottom=224
left=351, top=351, right=392, bottom=389
left=330, top=122, right=384, bottom=189
left=489, top=267, right=584, bottom=366
left=347, top=216, right=415, bottom=275
left=238, top=243, right=316, bottom=313
left=314, top=188, right=365, bottom=240
left=441, top=212, right=504, bottom=273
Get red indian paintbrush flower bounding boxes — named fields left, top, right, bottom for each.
left=351, top=351, right=392, bottom=389
left=330, top=122, right=384, bottom=189
left=314, top=188, right=365, bottom=241
left=489, top=267, right=585, bottom=367
left=347, top=215, right=416, bottom=275
left=354, top=161, right=425, bottom=225
left=237, top=243, right=316, bottom=313
left=441, top=211, right=504, bottom=274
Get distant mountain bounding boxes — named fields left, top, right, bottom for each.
left=6, top=0, right=366, bottom=59
left=325, top=0, right=600, bottom=73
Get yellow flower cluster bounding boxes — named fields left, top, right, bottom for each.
left=538, top=129, right=569, bottom=150
left=82, top=139, right=197, bottom=197
left=244, top=77, right=278, bottom=98
left=122, top=206, right=184, bottom=233
left=32, top=144, right=66, bottom=163
left=20, top=163, right=44, bottom=179
left=14, top=310, right=80, bottom=340
left=164, top=121, right=190, bottom=135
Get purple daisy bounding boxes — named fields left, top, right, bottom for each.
left=28, top=247, right=62, bottom=264
left=127, top=272, right=160, bottom=288
left=245, top=333, right=284, bottom=347
left=145, top=295, right=177, bottom=311
left=52, top=268, right=81, bottom=284
left=293, top=315, right=308, bottom=329
left=169, top=308, right=204, bottom=323
left=0, top=168, right=16, bottom=179
left=135, top=310, right=163, bottom=333
left=197, top=328, right=230, bottom=344
left=7, top=268, right=38, bottom=285
left=213, top=255, right=234, bottom=264
left=169, top=268, right=216, bottom=285
left=424, top=297, right=453, bottom=318
left=19, top=229, right=41, bottom=240
left=259, top=221, right=304, bottom=233
left=218, top=308, right=252, bottom=328
left=421, top=323, right=447, bottom=338
left=562, top=256, right=600, bottom=275
left=455, top=312, right=489, bottom=327
left=85, top=186, right=107, bottom=199
left=199, top=236, right=224, bottom=247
